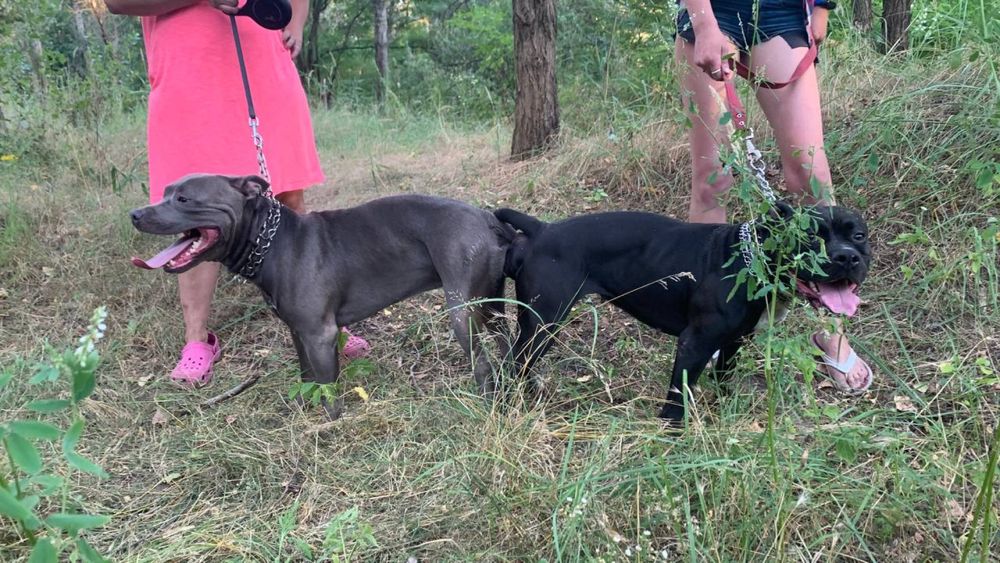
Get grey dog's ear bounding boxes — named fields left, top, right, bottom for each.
left=229, top=175, right=270, bottom=198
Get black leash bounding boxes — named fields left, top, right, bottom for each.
left=227, top=14, right=280, bottom=281
left=228, top=14, right=273, bottom=189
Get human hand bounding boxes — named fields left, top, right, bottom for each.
left=209, top=0, right=239, bottom=15
left=693, top=25, right=737, bottom=81
left=811, top=7, right=830, bottom=45
left=283, top=22, right=304, bottom=57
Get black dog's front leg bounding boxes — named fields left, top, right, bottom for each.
left=294, top=328, right=343, bottom=420
left=660, top=326, right=725, bottom=424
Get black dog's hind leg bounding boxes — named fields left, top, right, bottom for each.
left=508, top=274, right=583, bottom=394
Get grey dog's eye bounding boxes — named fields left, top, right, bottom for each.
left=853, top=232, right=867, bottom=242
left=177, top=196, right=189, bottom=203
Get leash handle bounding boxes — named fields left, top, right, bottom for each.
left=229, top=15, right=273, bottom=189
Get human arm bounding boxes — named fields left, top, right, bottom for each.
left=103, top=0, right=199, bottom=16
left=684, top=0, right=738, bottom=81
left=811, top=1, right=836, bottom=45
left=282, top=0, right=308, bottom=57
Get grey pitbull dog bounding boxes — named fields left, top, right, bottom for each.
left=130, top=174, right=513, bottom=417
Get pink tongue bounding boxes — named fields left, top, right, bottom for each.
left=131, top=237, right=194, bottom=270
left=816, top=282, right=861, bottom=316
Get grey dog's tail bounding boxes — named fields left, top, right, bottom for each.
left=494, top=208, right=546, bottom=278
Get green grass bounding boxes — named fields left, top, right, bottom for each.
left=1, top=38, right=998, bottom=562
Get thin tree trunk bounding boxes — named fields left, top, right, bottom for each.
left=852, top=0, right=872, bottom=32
left=300, top=0, right=330, bottom=74
left=883, top=0, right=911, bottom=53
left=373, top=0, right=390, bottom=108
left=511, top=0, right=559, bottom=161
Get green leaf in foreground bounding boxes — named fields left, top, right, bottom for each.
left=46, top=512, right=110, bottom=533
left=76, top=538, right=110, bottom=563
left=6, top=433, right=43, bottom=474
left=28, top=538, right=58, bottom=563
left=0, top=486, right=39, bottom=528
left=9, top=420, right=61, bottom=441
left=26, top=399, right=71, bottom=413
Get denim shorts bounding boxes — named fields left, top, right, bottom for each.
left=677, top=0, right=810, bottom=52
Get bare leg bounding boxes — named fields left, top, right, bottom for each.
left=178, top=261, right=220, bottom=343
left=749, top=37, right=870, bottom=391
left=277, top=189, right=306, bottom=213
left=675, top=37, right=738, bottom=224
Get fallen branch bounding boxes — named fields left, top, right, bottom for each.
left=200, top=374, right=262, bottom=408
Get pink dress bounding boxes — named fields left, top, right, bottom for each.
left=142, top=4, right=323, bottom=203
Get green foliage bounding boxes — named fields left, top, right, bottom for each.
left=0, top=307, right=110, bottom=561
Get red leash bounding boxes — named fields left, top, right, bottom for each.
left=724, top=0, right=819, bottom=130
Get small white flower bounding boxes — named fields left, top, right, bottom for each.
left=643, top=530, right=651, bottom=536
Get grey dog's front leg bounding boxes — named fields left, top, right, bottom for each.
left=294, top=329, right=343, bottom=420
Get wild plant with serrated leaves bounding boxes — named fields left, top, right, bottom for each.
left=0, top=306, right=111, bottom=562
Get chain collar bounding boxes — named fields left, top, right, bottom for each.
left=236, top=196, right=281, bottom=280
left=739, top=220, right=763, bottom=282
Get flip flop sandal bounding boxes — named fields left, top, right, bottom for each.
left=811, top=331, right=872, bottom=395
left=340, top=327, right=370, bottom=360
left=170, top=332, right=222, bottom=389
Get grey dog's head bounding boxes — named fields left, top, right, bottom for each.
left=129, top=174, right=269, bottom=273
left=764, top=201, right=871, bottom=316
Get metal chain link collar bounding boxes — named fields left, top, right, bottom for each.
left=739, top=220, right=763, bottom=283
left=236, top=196, right=281, bottom=280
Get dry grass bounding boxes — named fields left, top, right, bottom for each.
left=1, top=41, right=998, bottom=562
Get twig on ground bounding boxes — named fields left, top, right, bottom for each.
left=200, top=374, right=262, bottom=408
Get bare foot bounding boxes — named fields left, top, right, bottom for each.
left=812, top=330, right=872, bottom=393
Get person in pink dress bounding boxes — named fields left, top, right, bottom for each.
left=106, top=0, right=369, bottom=386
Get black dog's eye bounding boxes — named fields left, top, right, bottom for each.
left=177, top=196, right=189, bottom=203
left=853, top=232, right=867, bottom=242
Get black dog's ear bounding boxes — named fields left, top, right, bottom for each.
left=229, top=175, right=270, bottom=198
left=767, top=200, right=796, bottom=222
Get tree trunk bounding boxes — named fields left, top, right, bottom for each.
left=511, top=0, right=559, bottom=161
left=373, top=0, right=390, bottom=108
left=852, top=0, right=872, bottom=32
left=300, top=0, right=330, bottom=75
left=883, top=0, right=911, bottom=53
left=69, top=9, right=91, bottom=75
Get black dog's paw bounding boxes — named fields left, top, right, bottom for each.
left=658, top=401, right=685, bottom=426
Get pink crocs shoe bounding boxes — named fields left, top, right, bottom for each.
left=340, top=327, right=370, bottom=360
left=170, top=332, right=222, bottom=388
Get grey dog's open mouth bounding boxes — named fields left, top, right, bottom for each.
left=131, top=227, right=221, bottom=271
left=796, top=279, right=861, bottom=317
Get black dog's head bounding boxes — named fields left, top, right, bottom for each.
left=129, top=174, right=269, bottom=273
left=764, top=201, right=871, bottom=316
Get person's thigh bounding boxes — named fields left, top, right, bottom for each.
left=748, top=38, right=833, bottom=203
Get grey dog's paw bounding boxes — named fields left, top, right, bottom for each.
left=294, top=395, right=344, bottom=421
left=322, top=397, right=345, bottom=421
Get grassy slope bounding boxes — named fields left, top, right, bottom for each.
left=1, top=39, right=998, bottom=561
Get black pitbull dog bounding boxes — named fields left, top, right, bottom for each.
left=130, top=174, right=513, bottom=418
left=495, top=203, right=870, bottom=422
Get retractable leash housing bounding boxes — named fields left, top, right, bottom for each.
left=236, top=0, right=292, bottom=30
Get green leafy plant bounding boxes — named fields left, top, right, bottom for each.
left=0, top=306, right=110, bottom=562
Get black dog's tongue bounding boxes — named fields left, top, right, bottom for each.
left=130, top=236, right=195, bottom=270
left=815, top=281, right=861, bottom=316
